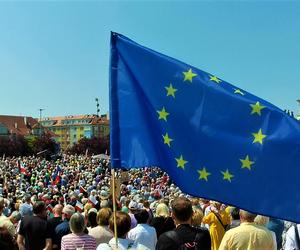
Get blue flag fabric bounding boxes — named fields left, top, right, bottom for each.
left=109, top=32, right=300, bottom=222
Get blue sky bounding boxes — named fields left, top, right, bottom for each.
left=0, top=1, right=299, bottom=118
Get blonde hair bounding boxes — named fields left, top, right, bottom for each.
left=192, top=209, right=203, bottom=226
left=84, top=203, right=93, bottom=215
left=254, top=215, right=269, bottom=226
left=97, top=207, right=112, bottom=226
left=155, top=203, right=170, bottom=217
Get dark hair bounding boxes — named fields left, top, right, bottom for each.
left=143, top=200, right=150, bottom=209
left=24, top=194, right=31, bottom=203
left=0, top=227, right=17, bottom=250
left=87, top=211, right=98, bottom=228
left=109, top=211, right=131, bottom=238
left=231, top=208, right=240, bottom=220
left=134, top=209, right=149, bottom=224
left=33, top=201, right=46, bottom=215
left=171, top=197, right=193, bottom=222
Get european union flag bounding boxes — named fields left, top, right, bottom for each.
left=109, top=32, right=300, bottom=222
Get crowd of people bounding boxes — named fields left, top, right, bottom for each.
left=0, top=155, right=298, bottom=250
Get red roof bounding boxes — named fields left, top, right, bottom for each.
left=0, top=115, right=38, bottom=136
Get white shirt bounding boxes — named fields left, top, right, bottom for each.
left=97, top=237, right=150, bottom=250
left=285, top=224, right=300, bottom=250
left=127, top=224, right=157, bottom=250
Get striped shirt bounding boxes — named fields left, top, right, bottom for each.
left=61, top=233, right=97, bottom=250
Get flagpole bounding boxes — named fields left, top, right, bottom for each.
left=111, top=168, right=118, bottom=249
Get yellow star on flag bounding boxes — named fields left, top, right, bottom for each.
left=175, top=155, right=188, bottom=170
left=252, top=129, right=266, bottom=145
left=234, top=89, right=245, bottom=95
left=165, top=83, right=178, bottom=98
left=221, top=169, right=234, bottom=182
left=250, top=101, right=266, bottom=116
left=157, top=107, right=169, bottom=121
left=240, top=155, right=254, bottom=170
left=209, top=75, right=221, bottom=83
left=162, top=133, right=173, bottom=147
left=183, top=69, right=197, bottom=83
left=198, top=167, right=211, bottom=181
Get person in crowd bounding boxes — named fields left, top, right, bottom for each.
left=227, top=207, right=240, bottom=230
left=151, top=202, right=175, bottom=238
left=191, top=208, right=204, bottom=228
left=19, top=194, right=33, bottom=217
left=156, top=197, right=211, bottom=250
left=202, top=201, right=230, bottom=250
left=98, top=211, right=149, bottom=250
left=0, top=226, right=18, bottom=250
left=0, top=197, right=16, bottom=237
left=54, top=204, right=75, bottom=249
left=284, top=223, right=300, bottom=250
left=89, top=207, right=113, bottom=246
left=267, top=218, right=284, bottom=250
left=83, top=202, right=93, bottom=220
left=121, top=198, right=130, bottom=213
left=128, top=209, right=157, bottom=249
left=8, top=210, right=21, bottom=236
left=143, top=200, right=154, bottom=223
left=48, top=204, right=63, bottom=249
left=128, top=200, right=139, bottom=229
left=61, top=212, right=96, bottom=250
left=87, top=208, right=98, bottom=230
left=17, top=201, right=52, bottom=250
left=219, top=210, right=275, bottom=250
left=254, top=215, right=277, bottom=249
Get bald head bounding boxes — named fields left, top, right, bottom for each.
left=239, top=209, right=257, bottom=222
left=53, top=204, right=63, bottom=217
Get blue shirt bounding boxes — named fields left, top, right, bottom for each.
left=55, top=220, right=70, bottom=248
left=19, top=203, right=33, bottom=217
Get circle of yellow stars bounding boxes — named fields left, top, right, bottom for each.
left=155, top=67, right=268, bottom=183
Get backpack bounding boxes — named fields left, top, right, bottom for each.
left=165, top=230, right=204, bottom=250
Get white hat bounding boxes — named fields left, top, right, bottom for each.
left=128, top=200, right=138, bottom=210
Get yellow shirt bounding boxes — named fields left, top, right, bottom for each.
left=219, top=222, right=275, bottom=250
left=202, top=211, right=230, bottom=250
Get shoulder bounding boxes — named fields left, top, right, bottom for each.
left=254, top=224, right=274, bottom=236
left=83, top=234, right=97, bottom=241
left=57, top=221, right=68, bottom=228
left=132, top=242, right=151, bottom=250
left=157, top=230, right=178, bottom=245
left=145, top=224, right=156, bottom=232
left=62, top=234, right=74, bottom=239
left=97, top=243, right=111, bottom=250
left=61, top=233, right=73, bottom=241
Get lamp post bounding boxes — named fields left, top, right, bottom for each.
left=95, top=98, right=100, bottom=117
left=38, top=108, right=44, bottom=137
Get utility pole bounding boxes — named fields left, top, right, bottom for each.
left=95, top=98, right=100, bottom=117
left=38, top=108, right=44, bottom=137
left=297, top=100, right=300, bottom=120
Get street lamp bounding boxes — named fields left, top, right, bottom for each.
left=38, top=108, right=44, bottom=137
left=95, top=98, right=100, bottom=117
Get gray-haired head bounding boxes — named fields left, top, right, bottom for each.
left=69, top=212, right=86, bottom=234
left=10, top=211, right=21, bottom=222
left=239, top=209, right=257, bottom=222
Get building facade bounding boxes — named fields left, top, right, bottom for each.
left=40, top=114, right=109, bottom=150
left=0, top=115, right=42, bottom=137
